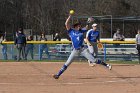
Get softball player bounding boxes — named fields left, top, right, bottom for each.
left=53, top=14, right=112, bottom=79
left=86, top=23, right=100, bottom=58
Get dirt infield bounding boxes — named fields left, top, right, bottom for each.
left=0, top=62, right=140, bottom=93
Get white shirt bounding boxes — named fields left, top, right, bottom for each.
left=136, top=34, right=140, bottom=44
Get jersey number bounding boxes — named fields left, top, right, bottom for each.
left=77, top=37, right=79, bottom=41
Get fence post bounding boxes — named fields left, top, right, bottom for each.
left=11, top=44, right=14, bottom=60
left=138, top=54, right=140, bottom=64
left=38, top=44, right=41, bottom=60
left=104, top=43, right=106, bottom=62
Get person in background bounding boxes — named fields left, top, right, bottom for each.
left=113, top=28, right=125, bottom=51
left=0, top=34, right=8, bottom=60
left=113, top=28, right=125, bottom=41
left=14, top=28, right=26, bottom=61
left=53, top=33, right=61, bottom=41
left=136, top=30, right=140, bottom=64
left=39, top=33, right=50, bottom=60
left=86, top=23, right=100, bottom=58
left=25, top=35, right=34, bottom=60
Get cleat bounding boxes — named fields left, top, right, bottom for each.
left=88, top=60, right=96, bottom=67
left=53, top=74, right=59, bottom=79
left=107, top=64, right=112, bottom=70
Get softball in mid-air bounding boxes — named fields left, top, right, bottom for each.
left=70, top=10, right=74, bottom=15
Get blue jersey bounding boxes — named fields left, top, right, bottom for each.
left=86, top=29, right=100, bottom=42
left=68, top=28, right=87, bottom=49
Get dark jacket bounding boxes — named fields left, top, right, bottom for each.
left=53, top=35, right=61, bottom=41
left=14, top=33, right=26, bottom=45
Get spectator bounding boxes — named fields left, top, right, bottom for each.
left=0, top=35, right=8, bottom=60
left=14, top=28, right=26, bottom=61
left=136, top=30, right=140, bottom=64
left=25, top=35, right=34, bottom=60
left=113, top=29, right=125, bottom=41
left=113, top=29, right=125, bottom=51
left=53, top=33, right=61, bottom=41
left=39, top=33, right=50, bottom=60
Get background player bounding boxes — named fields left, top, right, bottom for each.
left=53, top=13, right=112, bottom=79
left=136, top=30, right=140, bottom=64
left=86, top=23, right=100, bottom=58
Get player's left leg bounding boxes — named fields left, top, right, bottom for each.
left=87, top=45, right=94, bottom=54
left=53, top=49, right=79, bottom=79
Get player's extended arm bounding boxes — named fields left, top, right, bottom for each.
left=65, top=15, right=71, bottom=30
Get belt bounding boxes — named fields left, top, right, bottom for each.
left=75, top=45, right=84, bottom=50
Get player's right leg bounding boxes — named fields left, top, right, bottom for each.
left=53, top=49, right=78, bottom=79
left=82, top=48, right=112, bottom=70
left=96, top=59, right=112, bottom=70
left=81, top=48, right=96, bottom=66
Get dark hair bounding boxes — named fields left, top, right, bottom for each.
left=29, top=35, right=33, bottom=40
left=117, top=28, right=120, bottom=31
left=18, top=27, right=23, bottom=31
left=40, top=34, right=45, bottom=38
left=73, top=22, right=81, bottom=28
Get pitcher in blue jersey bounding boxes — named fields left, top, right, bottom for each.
left=53, top=14, right=112, bottom=79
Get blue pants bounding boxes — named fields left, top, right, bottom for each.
left=39, top=44, right=50, bottom=60
left=2, top=44, right=8, bottom=60
left=26, top=44, right=34, bottom=59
